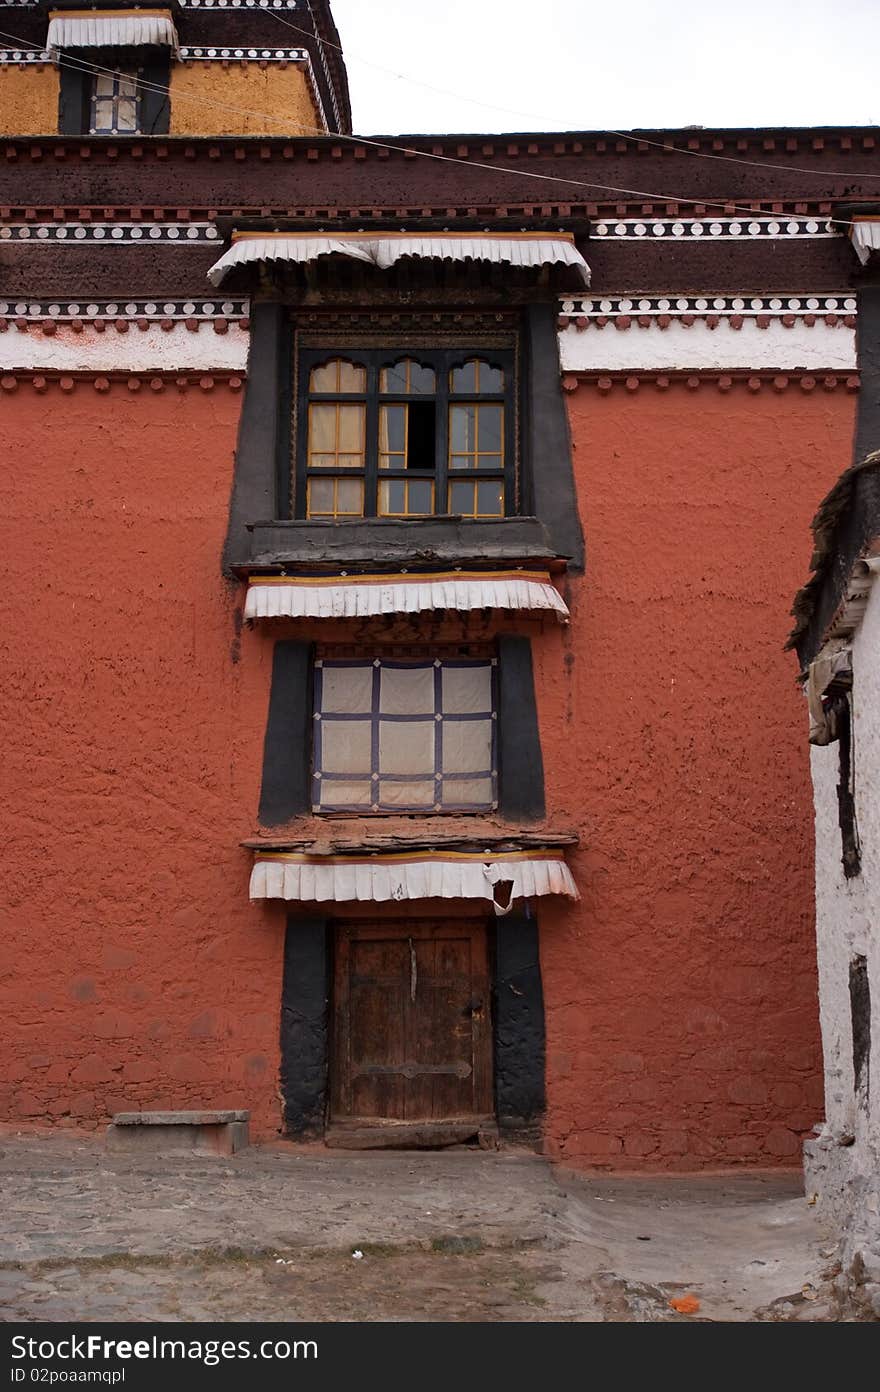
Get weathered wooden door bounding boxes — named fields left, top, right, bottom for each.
left=331, top=919, right=493, bottom=1135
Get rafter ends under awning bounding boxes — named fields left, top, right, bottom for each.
left=249, top=850, right=579, bottom=912
left=851, top=218, right=880, bottom=266
left=207, top=232, right=591, bottom=287
left=244, top=571, right=570, bottom=622
left=47, top=10, right=179, bottom=56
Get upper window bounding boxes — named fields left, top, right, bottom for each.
left=297, top=348, right=515, bottom=521
left=58, top=50, right=170, bottom=136
left=89, top=68, right=142, bottom=134
left=312, top=656, right=498, bottom=814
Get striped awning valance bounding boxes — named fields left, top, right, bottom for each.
left=851, top=218, right=880, bottom=266
left=249, top=849, right=579, bottom=911
left=207, top=231, right=591, bottom=287
left=244, top=571, right=570, bottom=623
left=47, top=10, right=179, bottom=55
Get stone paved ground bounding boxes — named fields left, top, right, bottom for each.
left=0, top=1127, right=843, bottom=1322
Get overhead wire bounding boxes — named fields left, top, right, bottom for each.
left=266, top=5, right=880, bottom=182
left=0, top=27, right=870, bottom=231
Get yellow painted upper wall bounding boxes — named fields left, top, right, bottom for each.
left=0, top=65, right=59, bottom=136
left=170, top=62, right=322, bottom=137
left=0, top=60, right=324, bottom=137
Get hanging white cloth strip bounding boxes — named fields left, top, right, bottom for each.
left=851, top=219, right=880, bottom=266
left=207, top=232, right=591, bottom=287
left=245, top=570, right=569, bottom=622
left=249, top=850, right=579, bottom=909
left=47, top=10, right=179, bottom=56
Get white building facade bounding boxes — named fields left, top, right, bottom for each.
left=792, top=453, right=880, bottom=1317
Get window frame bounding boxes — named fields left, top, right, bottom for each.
left=57, top=46, right=171, bottom=136
left=311, top=653, right=500, bottom=816
left=294, top=346, right=517, bottom=522
left=89, top=65, right=143, bottom=134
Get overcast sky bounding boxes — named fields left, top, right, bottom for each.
left=329, top=0, right=878, bottom=136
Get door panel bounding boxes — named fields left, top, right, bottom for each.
left=331, top=919, right=492, bottom=1124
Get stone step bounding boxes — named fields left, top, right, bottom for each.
left=106, top=1110, right=250, bottom=1158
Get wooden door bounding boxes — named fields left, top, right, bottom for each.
left=331, top=919, right=493, bottom=1127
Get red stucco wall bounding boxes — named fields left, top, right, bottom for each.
left=0, top=380, right=283, bottom=1139
left=0, top=373, right=858, bottom=1162
left=537, top=377, right=857, bottom=1166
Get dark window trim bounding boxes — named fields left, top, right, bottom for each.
left=225, top=303, right=584, bottom=572
left=258, top=640, right=314, bottom=825
left=57, top=46, right=170, bottom=135
left=834, top=692, right=861, bottom=879
left=294, top=347, right=516, bottom=522
left=257, top=636, right=545, bottom=827
left=849, top=954, right=870, bottom=1095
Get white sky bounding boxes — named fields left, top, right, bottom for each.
left=328, top=0, right=879, bottom=136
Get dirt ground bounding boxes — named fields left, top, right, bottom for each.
left=0, top=1127, right=843, bottom=1322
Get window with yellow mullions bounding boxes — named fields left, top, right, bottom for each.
left=298, top=350, right=513, bottom=520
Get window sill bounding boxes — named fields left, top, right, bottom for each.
left=236, top=516, right=560, bottom=573
left=242, top=817, right=578, bottom=856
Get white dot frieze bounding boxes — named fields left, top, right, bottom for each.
left=0, top=299, right=248, bottom=322
left=591, top=216, right=837, bottom=240
left=0, top=223, right=221, bottom=244
left=559, top=294, right=857, bottom=324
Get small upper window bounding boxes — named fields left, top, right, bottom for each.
left=297, top=348, right=514, bottom=521
left=90, top=68, right=142, bottom=134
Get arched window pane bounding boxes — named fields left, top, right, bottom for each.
left=450, top=359, right=504, bottom=394
left=380, top=360, right=437, bottom=394
left=310, top=359, right=366, bottom=393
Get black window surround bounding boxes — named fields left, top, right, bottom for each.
left=259, top=635, right=546, bottom=826
left=296, top=347, right=516, bottom=522
left=58, top=47, right=171, bottom=135
left=224, top=301, right=585, bottom=575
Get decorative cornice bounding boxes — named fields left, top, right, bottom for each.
left=0, top=0, right=304, bottom=5
left=0, top=220, right=221, bottom=243
left=0, top=369, right=244, bottom=389
left=0, top=45, right=312, bottom=64
left=592, top=215, right=837, bottom=241
left=0, top=297, right=248, bottom=322
left=180, top=1, right=303, bottom=7
left=179, top=45, right=307, bottom=60
left=561, top=370, right=860, bottom=392
left=0, top=49, right=49, bottom=64
left=559, top=293, right=858, bottom=328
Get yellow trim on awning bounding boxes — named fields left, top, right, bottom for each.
left=249, top=848, right=579, bottom=909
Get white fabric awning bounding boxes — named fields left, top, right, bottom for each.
left=851, top=219, right=880, bottom=266
left=245, top=570, right=569, bottom=623
left=207, top=232, right=591, bottom=287
left=48, top=10, right=179, bottom=56
left=249, top=850, right=579, bottom=911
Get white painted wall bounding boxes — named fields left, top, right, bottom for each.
left=807, top=574, right=880, bottom=1305
left=0, top=323, right=250, bottom=373
left=559, top=318, right=857, bottom=373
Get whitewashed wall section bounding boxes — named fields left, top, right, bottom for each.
left=808, top=572, right=880, bottom=1220
left=558, top=296, right=858, bottom=372
left=0, top=303, right=250, bottom=372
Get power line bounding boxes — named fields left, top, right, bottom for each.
left=0, top=30, right=866, bottom=229
left=268, top=7, right=880, bottom=183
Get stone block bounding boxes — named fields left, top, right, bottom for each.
left=106, top=1110, right=250, bottom=1158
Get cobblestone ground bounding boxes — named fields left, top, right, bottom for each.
left=0, top=1128, right=842, bottom=1322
